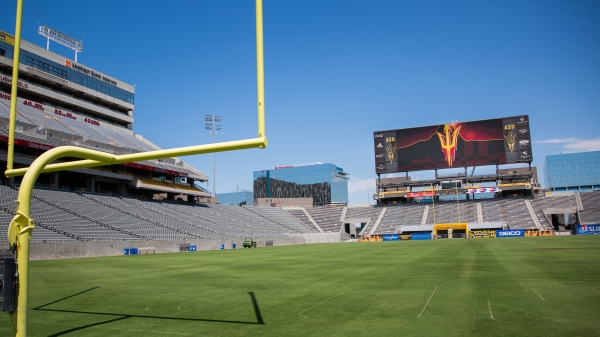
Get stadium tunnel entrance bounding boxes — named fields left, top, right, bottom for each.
left=343, top=223, right=358, bottom=238
left=433, top=223, right=468, bottom=239
left=548, top=210, right=579, bottom=231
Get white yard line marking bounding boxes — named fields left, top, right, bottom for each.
left=492, top=288, right=538, bottom=299
left=31, top=320, right=194, bottom=336
left=235, top=288, right=306, bottom=306
left=418, top=287, right=438, bottom=318
left=489, top=301, right=571, bottom=325
left=488, top=301, right=495, bottom=321
left=593, top=288, right=600, bottom=295
left=177, top=289, right=232, bottom=312
left=298, top=288, right=352, bottom=318
left=531, top=288, right=545, bottom=301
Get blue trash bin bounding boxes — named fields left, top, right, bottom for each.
left=124, top=248, right=129, bottom=255
left=220, top=244, right=225, bottom=250
left=131, top=248, right=138, bottom=255
left=232, top=244, right=236, bottom=249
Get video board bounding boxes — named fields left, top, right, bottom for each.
left=374, top=115, right=531, bottom=174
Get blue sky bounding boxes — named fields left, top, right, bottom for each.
left=2, top=0, right=599, bottom=205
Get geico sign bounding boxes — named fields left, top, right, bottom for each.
left=498, top=231, right=523, bottom=236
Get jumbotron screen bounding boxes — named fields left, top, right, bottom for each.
left=374, top=115, right=531, bottom=174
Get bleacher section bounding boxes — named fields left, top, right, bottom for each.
left=372, top=204, right=425, bottom=235
left=344, top=206, right=384, bottom=222
left=294, top=194, right=585, bottom=235
left=478, top=198, right=538, bottom=229
left=0, top=185, right=314, bottom=243
left=424, top=201, right=479, bottom=224
left=244, top=206, right=315, bottom=233
left=579, top=191, right=600, bottom=225
left=528, top=194, right=578, bottom=230
left=284, top=209, right=321, bottom=232
left=0, top=97, right=206, bottom=180
left=305, top=207, right=344, bottom=233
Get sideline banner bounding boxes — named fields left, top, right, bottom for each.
left=577, top=225, right=600, bottom=235
left=407, top=191, right=436, bottom=198
left=412, top=233, right=432, bottom=240
left=382, top=234, right=399, bottom=241
left=496, top=229, right=524, bottom=238
left=468, top=187, right=500, bottom=194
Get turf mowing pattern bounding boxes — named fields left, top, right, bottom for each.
left=2, top=236, right=600, bottom=336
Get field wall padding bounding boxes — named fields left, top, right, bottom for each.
left=0, top=233, right=341, bottom=260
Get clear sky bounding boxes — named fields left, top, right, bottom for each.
left=2, top=0, right=599, bottom=205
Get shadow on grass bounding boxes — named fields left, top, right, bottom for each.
left=33, top=288, right=265, bottom=336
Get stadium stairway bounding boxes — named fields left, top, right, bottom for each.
left=305, top=207, right=344, bottom=233
left=283, top=208, right=323, bottom=233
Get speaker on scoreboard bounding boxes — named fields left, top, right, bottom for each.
left=0, top=257, right=16, bottom=312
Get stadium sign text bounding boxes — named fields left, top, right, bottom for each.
left=576, top=225, right=600, bottom=235
left=0, top=135, right=53, bottom=151
left=23, top=100, right=44, bottom=111
left=0, top=75, right=29, bottom=89
left=65, top=59, right=118, bottom=86
left=407, top=191, right=435, bottom=198
left=84, top=118, right=100, bottom=126
left=54, top=109, right=76, bottom=120
left=496, top=229, right=524, bottom=238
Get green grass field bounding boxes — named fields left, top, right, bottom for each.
left=2, top=236, right=600, bottom=337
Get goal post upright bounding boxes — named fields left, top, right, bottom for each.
left=6, top=0, right=23, bottom=172
left=4, top=1, right=268, bottom=336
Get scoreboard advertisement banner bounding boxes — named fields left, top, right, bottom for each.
left=374, top=115, right=531, bottom=174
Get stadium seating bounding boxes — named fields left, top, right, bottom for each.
left=343, top=206, right=384, bottom=221
left=579, top=191, right=600, bottom=224
left=0, top=184, right=320, bottom=243
left=0, top=97, right=204, bottom=180
left=479, top=198, right=538, bottom=229
left=305, top=207, right=343, bottom=233
left=244, top=206, right=315, bottom=233
left=424, top=201, right=479, bottom=224
left=373, top=204, right=425, bottom=234
left=528, top=194, right=578, bottom=230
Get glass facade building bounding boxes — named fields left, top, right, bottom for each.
left=0, top=40, right=134, bottom=104
left=253, top=163, right=349, bottom=206
left=216, top=191, right=254, bottom=205
left=544, top=151, right=600, bottom=191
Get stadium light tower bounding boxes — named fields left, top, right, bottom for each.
left=205, top=114, right=222, bottom=197
left=38, top=25, right=83, bottom=62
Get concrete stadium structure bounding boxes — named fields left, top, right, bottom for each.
left=0, top=30, right=208, bottom=201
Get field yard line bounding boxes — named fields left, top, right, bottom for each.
left=298, top=288, right=352, bottom=318
left=593, top=288, right=600, bottom=295
left=234, top=288, right=305, bottom=306
left=30, top=320, right=194, bottom=336
left=487, top=301, right=495, bottom=321
left=177, top=288, right=232, bottom=312
left=491, top=288, right=538, bottom=299
left=489, top=302, right=570, bottom=325
left=531, top=288, right=545, bottom=301
left=418, top=287, right=438, bottom=318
